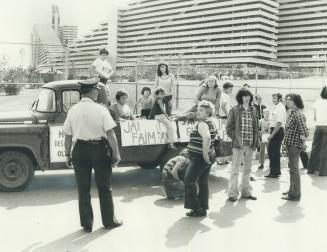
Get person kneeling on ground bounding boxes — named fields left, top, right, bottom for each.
left=161, top=149, right=190, bottom=200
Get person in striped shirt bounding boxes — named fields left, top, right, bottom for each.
left=183, top=100, right=217, bottom=217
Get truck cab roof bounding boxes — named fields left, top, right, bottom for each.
left=42, top=80, right=81, bottom=90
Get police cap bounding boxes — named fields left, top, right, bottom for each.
left=78, top=77, right=101, bottom=89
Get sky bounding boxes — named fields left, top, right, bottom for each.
left=0, top=0, right=132, bottom=67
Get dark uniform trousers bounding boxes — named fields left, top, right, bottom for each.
left=267, top=127, right=284, bottom=176
left=72, top=140, right=114, bottom=227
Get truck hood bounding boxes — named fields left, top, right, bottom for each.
left=0, top=111, right=37, bottom=124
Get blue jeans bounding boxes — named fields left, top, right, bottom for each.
left=285, top=145, right=301, bottom=199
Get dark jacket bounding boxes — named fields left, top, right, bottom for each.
left=226, top=105, right=259, bottom=150
left=253, top=103, right=267, bottom=119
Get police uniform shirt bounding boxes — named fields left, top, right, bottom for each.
left=63, top=97, right=116, bottom=140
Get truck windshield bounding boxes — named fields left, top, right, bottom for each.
left=36, top=89, right=56, bottom=112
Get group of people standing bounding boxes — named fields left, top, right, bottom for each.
left=63, top=46, right=327, bottom=228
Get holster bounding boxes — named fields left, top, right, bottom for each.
left=100, top=137, right=113, bottom=159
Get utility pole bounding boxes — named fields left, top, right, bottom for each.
left=64, top=39, right=69, bottom=80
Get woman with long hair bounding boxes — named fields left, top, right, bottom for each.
left=154, top=63, right=176, bottom=116
left=282, top=93, right=309, bottom=201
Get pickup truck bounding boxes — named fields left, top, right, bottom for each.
left=0, top=80, right=194, bottom=192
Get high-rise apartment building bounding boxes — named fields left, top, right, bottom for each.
left=117, top=0, right=286, bottom=68
left=52, top=22, right=109, bottom=76
left=31, top=24, right=64, bottom=70
left=277, top=0, right=327, bottom=70
left=59, top=25, right=78, bottom=45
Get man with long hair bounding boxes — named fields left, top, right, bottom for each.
left=226, top=88, right=259, bottom=202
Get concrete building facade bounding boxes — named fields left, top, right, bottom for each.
left=116, top=0, right=286, bottom=68
left=277, top=0, right=327, bottom=71
left=31, top=24, right=64, bottom=71
left=59, top=26, right=78, bottom=46
left=52, top=22, right=110, bottom=77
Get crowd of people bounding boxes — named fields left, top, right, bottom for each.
left=63, top=47, right=327, bottom=232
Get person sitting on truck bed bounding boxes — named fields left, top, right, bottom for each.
left=161, top=149, right=190, bottom=200
left=149, top=87, right=176, bottom=149
left=110, top=89, right=134, bottom=121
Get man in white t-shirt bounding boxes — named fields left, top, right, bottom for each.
left=265, top=93, right=287, bottom=178
left=217, top=82, right=234, bottom=165
left=219, top=82, right=234, bottom=118
left=91, top=47, right=114, bottom=85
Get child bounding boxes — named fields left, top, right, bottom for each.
left=149, top=87, right=176, bottom=149
left=110, top=89, right=134, bottom=121
left=135, top=86, right=153, bottom=118
left=161, top=149, right=190, bottom=200
left=258, top=108, right=270, bottom=169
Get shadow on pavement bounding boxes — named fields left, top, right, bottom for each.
left=165, top=217, right=210, bottom=248
left=309, top=174, right=327, bottom=191
left=112, top=166, right=163, bottom=202
left=274, top=201, right=305, bottom=223
left=23, top=229, right=109, bottom=252
left=0, top=166, right=163, bottom=209
left=153, top=176, right=228, bottom=209
left=209, top=200, right=251, bottom=228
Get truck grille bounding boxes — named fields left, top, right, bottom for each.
left=0, top=120, right=22, bottom=124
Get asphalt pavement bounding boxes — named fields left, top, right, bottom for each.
left=1, top=158, right=327, bottom=252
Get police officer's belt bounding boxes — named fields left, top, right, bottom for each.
left=77, top=139, right=102, bottom=145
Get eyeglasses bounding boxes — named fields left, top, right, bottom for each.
left=286, top=98, right=293, bottom=101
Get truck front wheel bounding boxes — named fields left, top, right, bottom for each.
left=0, top=151, right=35, bottom=192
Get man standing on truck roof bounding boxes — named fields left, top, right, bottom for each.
left=63, top=77, right=123, bottom=233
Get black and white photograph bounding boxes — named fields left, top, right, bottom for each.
left=0, top=0, right=327, bottom=251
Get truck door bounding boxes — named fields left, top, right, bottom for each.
left=49, top=89, right=80, bottom=169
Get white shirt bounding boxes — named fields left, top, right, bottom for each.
left=157, top=74, right=175, bottom=95
left=313, top=98, right=327, bottom=126
left=63, top=97, right=116, bottom=140
left=92, top=58, right=113, bottom=78
left=219, top=92, right=232, bottom=117
left=270, top=102, right=286, bottom=127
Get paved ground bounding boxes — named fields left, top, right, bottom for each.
left=1, top=158, right=327, bottom=252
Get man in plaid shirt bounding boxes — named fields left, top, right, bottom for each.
left=282, top=94, right=309, bottom=201
left=226, top=88, right=259, bottom=202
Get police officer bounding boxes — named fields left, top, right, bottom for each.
left=63, top=77, right=122, bottom=232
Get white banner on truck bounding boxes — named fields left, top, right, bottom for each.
left=49, top=125, right=66, bottom=163
left=120, top=120, right=177, bottom=146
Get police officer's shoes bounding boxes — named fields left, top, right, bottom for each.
left=104, top=220, right=123, bottom=229
left=186, top=209, right=206, bottom=217
left=82, top=225, right=93, bottom=233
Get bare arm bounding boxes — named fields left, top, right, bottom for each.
left=106, top=129, right=121, bottom=165
left=198, top=121, right=211, bottom=164
left=269, top=122, right=281, bottom=140
left=64, top=134, right=73, bottom=168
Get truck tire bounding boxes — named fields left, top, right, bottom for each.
left=0, top=151, right=35, bottom=192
